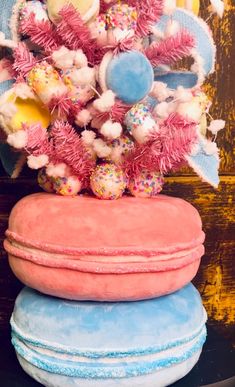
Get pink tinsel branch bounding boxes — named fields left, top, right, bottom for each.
left=23, top=123, right=52, bottom=157
left=122, top=113, right=197, bottom=177
left=20, top=14, right=61, bottom=52
left=51, top=120, right=95, bottom=181
left=92, top=101, right=132, bottom=128
left=49, top=92, right=74, bottom=118
left=145, top=30, right=195, bottom=67
left=13, top=43, right=37, bottom=77
left=113, top=36, right=136, bottom=55
left=100, top=0, right=117, bottom=13
left=127, top=0, right=164, bottom=37
left=56, top=4, right=97, bottom=58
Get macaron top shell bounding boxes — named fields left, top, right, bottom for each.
left=11, top=284, right=207, bottom=355
left=7, top=193, right=205, bottom=255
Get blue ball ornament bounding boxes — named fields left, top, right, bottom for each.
left=106, top=51, right=154, bottom=104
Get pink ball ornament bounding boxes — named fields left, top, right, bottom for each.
left=129, top=170, right=164, bottom=198
left=90, top=163, right=127, bottom=200
left=38, top=169, right=55, bottom=193
left=53, top=176, right=82, bottom=196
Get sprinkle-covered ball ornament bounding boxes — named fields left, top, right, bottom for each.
left=106, top=3, right=138, bottom=41
left=38, top=169, right=55, bottom=193
left=125, top=103, right=156, bottom=143
left=90, top=163, right=127, bottom=200
left=109, top=135, right=135, bottom=162
left=106, top=51, right=154, bottom=104
left=129, top=170, right=164, bottom=198
left=54, top=175, right=82, bottom=196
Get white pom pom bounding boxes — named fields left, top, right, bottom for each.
left=27, top=154, right=49, bottom=169
left=46, top=162, right=70, bottom=178
left=208, top=119, right=226, bottom=134
left=14, top=83, right=36, bottom=100
left=93, top=90, right=116, bottom=113
left=100, top=120, right=122, bottom=140
left=75, top=109, right=92, bottom=127
left=174, top=86, right=193, bottom=103
left=210, top=0, right=225, bottom=18
left=176, top=101, right=202, bottom=122
left=70, top=67, right=95, bottom=86
left=150, top=82, right=172, bottom=102
left=154, top=102, right=170, bottom=118
left=151, top=26, right=165, bottom=40
left=0, top=31, right=17, bottom=49
left=81, top=130, right=96, bottom=146
left=52, top=46, right=75, bottom=69
left=204, top=141, right=219, bottom=156
left=163, top=0, right=176, bottom=15
left=165, top=20, right=180, bottom=37
left=74, top=49, right=88, bottom=68
left=93, top=138, right=111, bottom=158
left=7, top=130, right=28, bottom=149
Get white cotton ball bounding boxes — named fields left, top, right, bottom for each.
left=93, top=90, right=116, bottom=112
left=52, top=46, right=75, bottom=69
left=93, top=138, right=111, bottom=158
left=74, top=49, right=88, bottom=68
left=176, top=101, right=202, bottom=122
left=210, top=0, right=225, bottom=18
left=81, top=130, right=96, bottom=146
left=208, top=119, right=226, bottom=135
left=165, top=20, right=180, bottom=37
left=150, top=82, right=172, bottom=102
left=174, top=86, right=193, bottom=103
left=27, top=154, right=49, bottom=169
left=132, top=118, right=158, bottom=144
left=100, top=120, right=122, bottom=140
left=163, top=0, right=177, bottom=15
left=7, top=130, right=28, bottom=149
left=14, top=83, right=36, bottom=100
left=75, top=109, right=92, bottom=127
left=204, top=140, right=219, bottom=156
left=70, top=67, right=95, bottom=86
left=154, top=102, right=170, bottom=118
left=46, top=162, right=70, bottom=178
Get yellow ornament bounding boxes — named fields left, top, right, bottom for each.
left=47, top=0, right=100, bottom=24
left=176, top=0, right=200, bottom=15
left=7, top=95, right=51, bottom=132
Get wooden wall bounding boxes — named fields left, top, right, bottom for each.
left=0, top=0, right=234, bottom=345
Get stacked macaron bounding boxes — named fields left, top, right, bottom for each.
left=5, top=192, right=207, bottom=386
left=1, top=0, right=225, bottom=386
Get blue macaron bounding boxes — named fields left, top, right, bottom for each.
left=11, top=284, right=207, bottom=387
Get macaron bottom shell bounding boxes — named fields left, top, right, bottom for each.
left=16, top=351, right=202, bottom=387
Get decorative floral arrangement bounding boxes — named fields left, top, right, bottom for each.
left=0, top=0, right=225, bottom=199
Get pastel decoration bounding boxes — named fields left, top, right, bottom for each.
left=186, top=139, right=220, bottom=188
left=6, top=93, right=51, bottom=133
left=154, top=9, right=216, bottom=76
left=0, top=80, right=15, bottom=96
left=125, top=103, right=156, bottom=143
left=0, top=143, right=26, bottom=178
left=62, top=67, right=95, bottom=105
left=154, top=70, right=198, bottom=90
left=176, top=0, right=200, bottom=15
left=1, top=0, right=24, bottom=41
left=129, top=171, right=164, bottom=198
left=11, top=284, right=207, bottom=387
left=90, top=163, right=126, bottom=200
left=38, top=169, right=55, bottom=193
left=106, top=51, right=154, bottom=104
left=47, top=0, right=100, bottom=25
left=53, top=175, right=82, bottom=196
left=106, top=3, right=138, bottom=41
left=27, top=62, right=68, bottom=106
left=19, top=1, right=49, bottom=22
left=5, top=193, right=205, bottom=301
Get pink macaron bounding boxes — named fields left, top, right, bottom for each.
left=5, top=193, right=205, bottom=301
